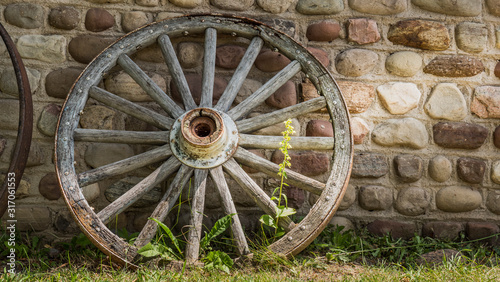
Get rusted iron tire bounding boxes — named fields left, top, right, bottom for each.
left=55, top=15, right=352, bottom=267
left=0, top=23, right=33, bottom=218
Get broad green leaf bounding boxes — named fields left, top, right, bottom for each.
left=276, top=206, right=296, bottom=218
left=150, top=218, right=182, bottom=256
left=200, top=213, right=235, bottom=250
left=259, top=214, right=277, bottom=228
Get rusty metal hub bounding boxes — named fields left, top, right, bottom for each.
left=170, top=108, right=238, bottom=168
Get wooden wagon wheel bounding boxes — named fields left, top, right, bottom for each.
left=55, top=15, right=352, bottom=267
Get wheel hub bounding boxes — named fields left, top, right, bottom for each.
left=170, top=108, right=239, bottom=168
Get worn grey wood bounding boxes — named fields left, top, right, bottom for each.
left=200, top=28, right=217, bottom=108
left=134, top=165, right=194, bottom=249
left=185, top=169, right=208, bottom=263
left=236, top=97, right=327, bottom=133
left=233, top=148, right=324, bottom=195
left=158, top=35, right=197, bottom=110
left=89, top=86, right=173, bottom=130
left=97, top=157, right=182, bottom=224
left=74, top=129, right=169, bottom=145
left=222, top=158, right=295, bottom=232
left=78, top=145, right=172, bottom=187
left=209, top=167, right=250, bottom=256
left=228, top=60, right=301, bottom=120
left=239, top=134, right=334, bottom=150
left=215, top=37, right=263, bottom=112
left=117, top=54, right=184, bottom=117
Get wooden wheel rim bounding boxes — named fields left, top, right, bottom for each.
left=55, top=15, right=353, bottom=267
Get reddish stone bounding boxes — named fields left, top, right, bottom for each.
left=466, top=222, right=500, bottom=245
left=423, top=55, right=484, bottom=77
left=433, top=122, right=488, bottom=149
left=306, top=120, right=333, bottom=137
left=48, top=6, right=80, bottom=30
left=471, top=86, right=500, bottom=119
left=347, top=18, right=381, bottom=45
left=271, top=151, right=330, bottom=176
left=242, top=150, right=266, bottom=174
left=255, top=50, right=291, bottom=72
left=39, top=173, right=61, bottom=201
left=68, top=35, right=116, bottom=64
left=285, top=186, right=305, bottom=209
left=265, top=81, right=297, bottom=109
left=457, top=157, right=486, bottom=184
left=423, top=222, right=463, bottom=240
left=306, top=21, right=341, bottom=42
left=394, top=155, right=423, bottom=183
left=338, top=81, right=375, bottom=114
left=216, top=45, right=246, bottom=69
left=495, top=62, right=500, bottom=79
left=494, top=125, right=500, bottom=149
left=170, top=74, right=227, bottom=105
left=85, top=8, right=115, bottom=32
left=367, top=220, right=417, bottom=240
left=45, top=67, right=83, bottom=99
left=352, top=152, right=388, bottom=178
left=306, top=47, right=330, bottom=67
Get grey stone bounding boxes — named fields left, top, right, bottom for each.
left=394, top=155, right=423, bottom=183
left=49, top=6, right=81, bottom=30
left=348, top=0, right=407, bottom=15
left=425, top=83, right=467, bottom=121
left=352, top=152, right=389, bottom=178
left=169, top=0, right=202, bottom=8
left=456, top=22, right=487, bottom=53
left=376, top=82, right=421, bottom=115
left=79, top=105, right=124, bottom=130
left=423, top=222, right=463, bottom=240
left=104, top=71, right=165, bottom=102
left=487, top=190, right=500, bottom=215
left=429, top=155, right=452, bottom=182
left=492, top=161, right=500, bottom=185
left=235, top=80, right=263, bottom=104
left=411, top=0, right=481, bottom=16
left=338, top=184, right=356, bottom=210
left=82, top=183, right=100, bottom=203
left=457, top=157, right=486, bottom=184
left=0, top=68, right=40, bottom=96
left=87, top=0, right=126, bottom=2
left=177, top=42, right=203, bottom=69
left=121, top=11, right=152, bottom=33
left=54, top=212, right=79, bottom=234
left=385, top=51, right=422, bottom=77
left=136, top=0, right=160, bottom=6
left=12, top=207, right=51, bottom=232
left=17, top=35, right=66, bottom=63
left=0, top=99, right=19, bottom=130
left=37, top=104, right=61, bottom=137
left=329, top=217, right=354, bottom=232
left=359, top=185, right=393, bottom=211
left=296, top=0, right=344, bottom=15
left=372, top=118, right=428, bottom=149
left=210, top=0, right=255, bottom=11
left=26, top=142, right=47, bottom=167
left=395, top=187, right=430, bottom=216
left=85, top=143, right=135, bottom=168
left=335, top=49, right=378, bottom=77
left=105, top=177, right=162, bottom=208
left=436, top=186, right=482, bottom=212
left=257, top=0, right=294, bottom=14
left=4, top=3, right=44, bottom=29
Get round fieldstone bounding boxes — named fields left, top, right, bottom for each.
left=456, top=22, right=487, bottom=53
left=436, top=186, right=482, bottom=212
left=466, top=222, right=500, bottom=245
left=411, top=0, right=481, bottom=17
left=367, top=220, right=416, bottom=239
left=472, top=86, right=500, bottom=119
left=4, top=3, right=44, bottom=29
left=296, top=0, right=344, bottom=15
left=338, top=81, right=375, bottom=113
left=49, top=6, right=80, bottom=30
left=105, top=71, right=165, bottom=102
left=27, top=142, right=47, bottom=167
left=255, top=50, right=291, bottom=72
left=68, top=35, right=116, bottom=64
left=307, top=47, right=330, bottom=67
left=338, top=184, right=356, bottom=210
left=0, top=139, right=6, bottom=158
left=351, top=117, right=370, bottom=144
left=121, top=11, right=151, bottom=33
left=306, top=21, right=341, bottom=42
left=388, top=20, right=450, bottom=51
left=82, top=183, right=100, bottom=203
left=105, top=177, right=162, bottom=208
left=359, top=185, right=393, bottom=211
left=372, top=118, right=428, bottom=149
left=169, top=0, right=202, bottom=8
left=335, top=49, right=378, bottom=77
left=377, top=82, right=421, bottom=115
left=425, top=83, right=467, bottom=121
left=85, top=143, right=135, bottom=168
left=15, top=207, right=51, bottom=232
left=352, top=152, right=389, bottom=178
left=424, top=55, right=484, bottom=77
left=271, top=150, right=329, bottom=176
left=329, top=217, right=354, bottom=232
left=433, top=122, right=488, bottom=149
left=177, top=42, right=203, bottom=69
left=235, top=79, right=263, bottom=104
left=385, top=51, right=422, bottom=77
left=210, top=0, right=255, bottom=11
left=423, top=222, right=463, bottom=240
left=491, top=160, right=500, bottom=184
left=216, top=45, right=246, bottom=69
left=429, top=155, right=452, bottom=182
left=347, top=18, right=381, bottom=45
left=348, top=0, right=407, bottom=15
left=170, top=74, right=227, bottom=105
left=494, top=126, right=500, bottom=149
left=265, top=81, right=297, bottom=109
left=487, top=0, right=500, bottom=16
left=14, top=179, right=30, bottom=199
left=54, top=212, right=79, bottom=233
left=136, top=0, right=159, bottom=6
left=39, top=173, right=61, bottom=201
left=487, top=190, right=500, bottom=214
left=37, top=104, right=61, bottom=137
left=495, top=62, right=500, bottom=79
left=457, top=157, right=486, bottom=184
left=85, top=8, right=115, bottom=32
left=257, top=0, right=294, bottom=14
left=17, top=35, right=66, bottom=64
left=394, top=155, right=423, bottom=183
left=0, top=99, right=20, bottom=130
left=87, top=0, right=126, bottom=3
left=395, top=187, right=430, bottom=216
left=306, top=120, right=333, bottom=137
left=45, top=67, right=83, bottom=99
left=0, top=68, right=40, bottom=96
left=80, top=105, right=124, bottom=130
left=134, top=44, right=163, bottom=63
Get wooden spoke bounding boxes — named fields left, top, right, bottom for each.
left=97, top=157, right=182, bottom=224
left=236, top=96, right=327, bottom=133
left=158, top=35, right=197, bottom=110
left=74, top=129, right=169, bottom=145
left=185, top=169, right=208, bottom=263
left=89, top=86, right=173, bottom=130
left=210, top=167, right=250, bottom=256
left=222, top=158, right=295, bottom=232
left=239, top=134, right=334, bottom=150
left=133, top=165, right=194, bottom=250
left=78, top=145, right=172, bottom=187
left=228, top=60, right=301, bottom=121
left=215, top=37, right=264, bottom=112
left=233, top=148, right=324, bottom=195
left=117, top=54, right=184, bottom=117
left=200, top=28, right=217, bottom=108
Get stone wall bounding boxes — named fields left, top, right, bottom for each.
left=1, top=0, right=500, bottom=243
